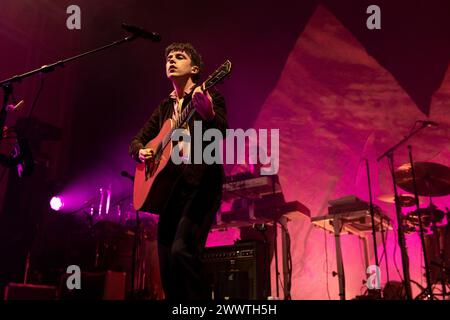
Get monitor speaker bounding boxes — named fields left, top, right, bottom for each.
left=4, top=283, right=57, bottom=300
left=202, top=241, right=270, bottom=300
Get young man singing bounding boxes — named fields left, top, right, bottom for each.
left=129, top=43, right=227, bottom=300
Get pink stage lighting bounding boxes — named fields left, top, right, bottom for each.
left=50, top=196, right=64, bottom=211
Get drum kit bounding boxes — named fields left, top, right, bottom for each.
left=378, top=161, right=450, bottom=298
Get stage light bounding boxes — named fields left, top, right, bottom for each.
left=50, top=196, right=64, bottom=211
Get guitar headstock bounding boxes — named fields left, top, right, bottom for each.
left=203, top=60, right=232, bottom=91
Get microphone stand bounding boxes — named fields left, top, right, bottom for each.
left=130, top=209, right=141, bottom=299
left=1, top=83, right=12, bottom=140
left=363, top=159, right=381, bottom=297
left=0, top=33, right=140, bottom=145
left=377, top=122, right=431, bottom=300
left=120, top=171, right=142, bottom=299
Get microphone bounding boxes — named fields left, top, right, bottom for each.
left=418, top=120, right=439, bottom=127
left=6, top=100, right=24, bottom=112
left=121, top=23, right=161, bottom=42
left=121, top=170, right=135, bottom=181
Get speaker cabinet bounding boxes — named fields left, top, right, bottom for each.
left=59, top=270, right=126, bottom=300
left=4, top=283, right=57, bottom=300
left=202, top=241, right=270, bottom=300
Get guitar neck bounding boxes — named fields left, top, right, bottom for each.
left=174, top=99, right=196, bottom=130
left=170, top=59, right=231, bottom=132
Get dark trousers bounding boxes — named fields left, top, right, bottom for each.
left=157, top=168, right=222, bottom=301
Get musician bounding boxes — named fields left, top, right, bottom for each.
left=129, top=43, right=227, bottom=300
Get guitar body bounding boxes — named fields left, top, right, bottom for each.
left=133, top=119, right=175, bottom=213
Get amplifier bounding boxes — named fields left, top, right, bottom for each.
left=202, top=241, right=270, bottom=300
left=4, top=283, right=58, bottom=300
left=59, top=270, right=126, bottom=300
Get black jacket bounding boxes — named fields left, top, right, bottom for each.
left=129, top=90, right=228, bottom=188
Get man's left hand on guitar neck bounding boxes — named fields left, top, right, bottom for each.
left=192, top=85, right=215, bottom=121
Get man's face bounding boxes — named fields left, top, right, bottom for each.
left=166, top=50, right=199, bottom=80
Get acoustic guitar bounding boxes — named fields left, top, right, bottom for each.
left=133, top=60, right=232, bottom=213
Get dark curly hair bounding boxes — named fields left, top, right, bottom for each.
left=165, top=42, right=204, bottom=83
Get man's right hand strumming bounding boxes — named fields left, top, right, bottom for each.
left=139, top=148, right=154, bottom=163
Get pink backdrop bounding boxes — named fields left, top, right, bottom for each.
left=210, top=6, right=450, bottom=300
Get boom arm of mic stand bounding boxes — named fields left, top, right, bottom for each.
left=0, top=35, right=137, bottom=88
left=0, top=35, right=139, bottom=143
left=377, top=123, right=429, bottom=162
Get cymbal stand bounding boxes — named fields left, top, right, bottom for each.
left=407, top=146, right=434, bottom=300
left=442, top=207, right=450, bottom=299
left=383, top=152, right=413, bottom=299
left=433, top=223, right=447, bottom=300
left=430, top=201, right=447, bottom=300
left=377, top=122, right=431, bottom=300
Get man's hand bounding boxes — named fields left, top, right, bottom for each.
left=192, top=85, right=215, bottom=121
left=139, top=148, right=154, bottom=163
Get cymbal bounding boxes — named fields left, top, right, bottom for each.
left=395, top=162, right=450, bottom=197
left=378, top=194, right=416, bottom=207
left=406, top=206, right=445, bottom=226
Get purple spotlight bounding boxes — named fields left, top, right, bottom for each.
left=50, top=196, right=64, bottom=211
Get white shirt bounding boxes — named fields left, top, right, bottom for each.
left=169, top=84, right=196, bottom=163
